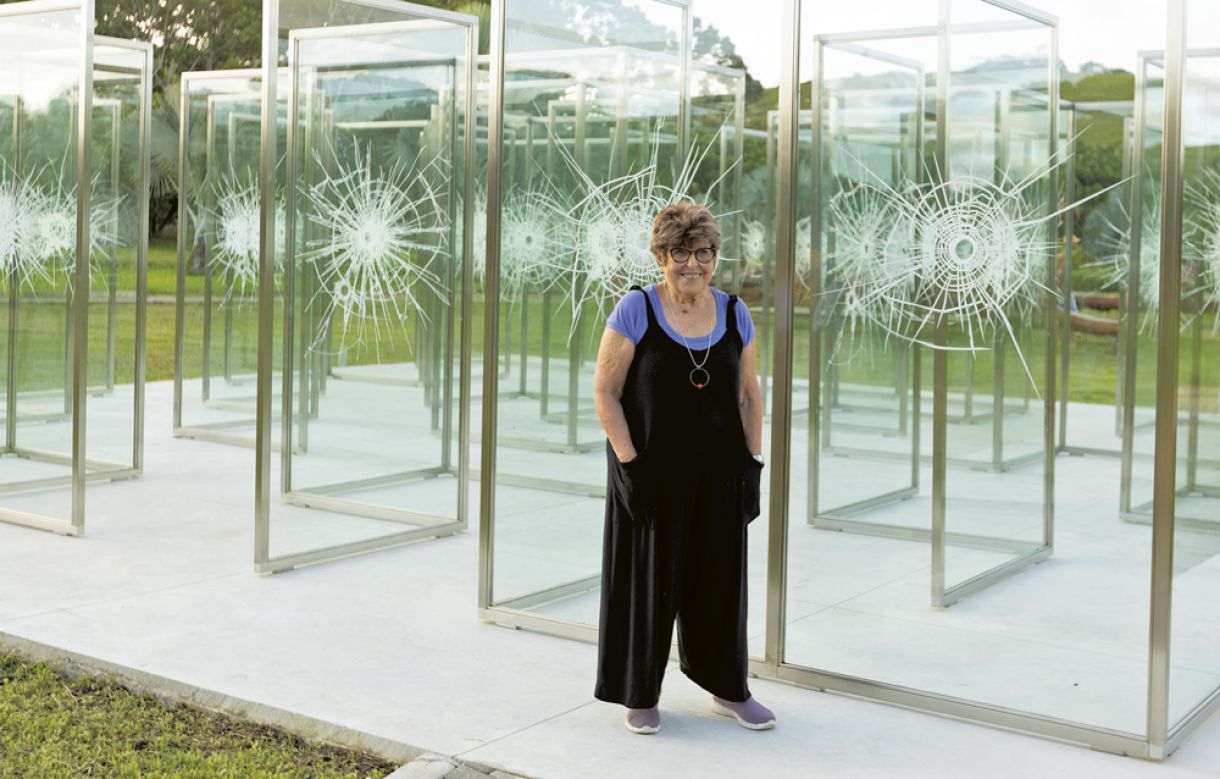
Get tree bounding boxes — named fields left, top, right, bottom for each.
left=3, top=0, right=759, bottom=235
left=97, top=0, right=262, bottom=100
left=91, top=0, right=262, bottom=234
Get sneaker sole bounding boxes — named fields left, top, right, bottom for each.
left=624, top=721, right=660, bottom=735
left=711, top=700, right=776, bottom=730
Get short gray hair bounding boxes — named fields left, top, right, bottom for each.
left=650, top=202, right=721, bottom=256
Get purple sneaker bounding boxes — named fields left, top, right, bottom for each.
left=624, top=706, right=661, bottom=734
left=711, top=695, right=776, bottom=730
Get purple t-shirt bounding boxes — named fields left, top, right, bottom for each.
left=606, top=285, right=755, bottom=350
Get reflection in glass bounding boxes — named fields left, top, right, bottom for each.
left=174, top=70, right=283, bottom=446
left=486, top=0, right=764, bottom=632
left=258, top=0, right=474, bottom=571
left=1058, top=97, right=1133, bottom=456
left=0, top=2, right=148, bottom=532
left=1119, top=53, right=1165, bottom=523
left=782, top=0, right=1162, bottom=738
left=489, top=2, right=684, bottom=621
left=1168, top=32, right=1220, bottom=730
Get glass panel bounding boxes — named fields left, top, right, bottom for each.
left=176, top=70, right=279, bottom=444
left=86, top=42, right=147, bottom=472
left=0, top=3, right=83, bottom=523
left=1121, top=55, right=1164, bottom=523
left=1170, top=3, right=1220, bottom=729
left=266, top=1, right=472, bottom=562
left=809, top=40, right=923, bottom=534
left=785, top=0, right=1165, bottom=738
left=1061, top=96, right=1133, bottom=455
left=685, top=0, right=783, bottom=661
left=489, top=0, right=688, bottom=624
left=939, top=12, right=1053, bottom=595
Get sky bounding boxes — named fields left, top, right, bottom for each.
left=690, top=0, right=1220, bottom=89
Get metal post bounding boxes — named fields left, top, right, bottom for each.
left=539, top=103, right=556, bottom=418
left=1147, top=0, right=1185, bottom=755
left=255, top=0, right=280, bottom=567
left=807, top=47, right=824, bottom=523
left=132, top=42, right=152, bottom=474
left=762, top=112, right=775, bottom=408
left=71, top=0, right=97, bottom=530
left=765, top=0, right=800, bottom=672
left=292, top=61, right=310, bottom=464
left=732, top=74, right=745, bottom=293
left=540, top=288, right=551, bottom=414
left=1121, top=56, right=1150, bottom=515
left=106, top=104, right=120, bottom=391
left=457, top=18, right=476, bottom=527
left=1117, top=114, right=1134, bottom=437
left=898, top=343, right=909, bottom=435
left=5, top=94, right=21, bottom=452
left=677, top=3, right=691, bottom=156
left=1043, top=23, right=1060, bottom=551
left=993, top=342, right=1006, bottom=471
left=440, top=79, right=458, bottom=467
left=202, top=97, right=216, bottom=402
left=566, top=82, right=587, bottom=450
left=173, top=78, right=189, bottom=433
left=1058, top=108, right=1076, bottom=450
left=911, top=69, right=926, bottom=486
left=518, top=288, right=528, bottom=397
left=1186, top=316, right=1201, bottom=490
left=721, top=130, right=739, bottom=291
left=63, top=100, right=75, bottom=420
left=223, top=110, right=240, bottom=383
left=931, top=0, right=951, bottom=606
left=480, top=0, right=507, bottom=609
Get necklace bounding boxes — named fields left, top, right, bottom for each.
left=660, top=283, right=714, bottom=390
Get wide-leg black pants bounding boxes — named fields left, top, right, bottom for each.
left=594, top=450, right=751, bottom=709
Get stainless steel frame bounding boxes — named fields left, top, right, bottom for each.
left=0, top=2, right=149, bottom=536
left=474, top=0, right=1217, bottom=761
left=173, top=69, right=269, bottom=448
left=482, top=38, right=712, bottom=491
left=802, top=17, right=1055, bottom=605
left=1056, top=99, right=1137, bottom=458
left=807, top=36, right=922, bottom=533
left=1120, top=47, right=1220, bottom=535
left=256, top=0, right=477, bottom=574
left=279, top=22, right=462, bottom=522
left=478, top=0, right=694, bottom=622
left=767, top=0, right=1181, bottom=758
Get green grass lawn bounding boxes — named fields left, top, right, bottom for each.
left=133, top=235, right=201, bottom=298
left=0, top=652, right=398, bottom=779
left=9, top=236, right=1213, bottom=412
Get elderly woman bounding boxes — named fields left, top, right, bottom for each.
left=591, top=201, right=774, bottom=735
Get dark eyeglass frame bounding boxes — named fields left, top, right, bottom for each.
left=668, top=246, right=717, bottom=264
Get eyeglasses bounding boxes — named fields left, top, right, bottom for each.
left=669, top=246, right=717, bottom=264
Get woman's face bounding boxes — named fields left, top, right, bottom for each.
left=656, top=242, right=717, bottom=299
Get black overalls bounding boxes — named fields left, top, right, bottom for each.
left=594, top=286, right=763, bottom=709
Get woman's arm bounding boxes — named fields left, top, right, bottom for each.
left=593, top=327, right=638, bottom=462
left=739, top=339, right=763, bottom=456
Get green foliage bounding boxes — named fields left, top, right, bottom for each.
left=95, top=0, right=262, bottom=100
left=1062, top=69, right=1135, bottom=103
left=1061, top=69, right=1136, bottom=269
left=92, top=0, right=263, bottom=232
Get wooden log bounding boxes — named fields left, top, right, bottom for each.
left=1075, top=292, right=1121, bottom=311
left=1070, top=311, right=1120, bottom=336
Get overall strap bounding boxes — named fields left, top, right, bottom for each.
left=629, top=284, right=659, bottom=329
left=726, top=294, right=740, bottom=338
